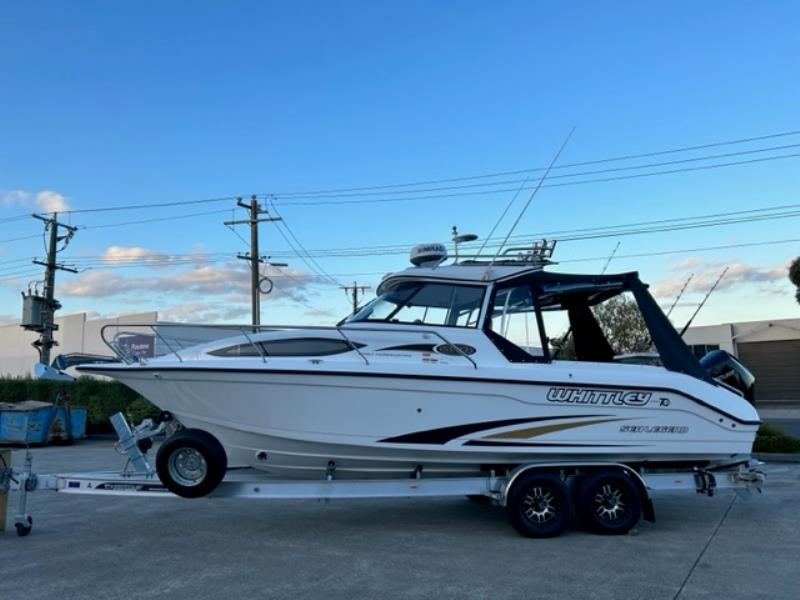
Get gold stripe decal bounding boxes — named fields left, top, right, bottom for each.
left=481, top=418, right=626, bottom=440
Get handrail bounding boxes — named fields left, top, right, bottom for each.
left=100, top=322, right=479, bottom=370
left=334, top=328, right=370, bottom=366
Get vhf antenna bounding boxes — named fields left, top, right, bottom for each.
left=680, top=267, right=729, bottom=336
left=483, top=128, right=575, bottom=279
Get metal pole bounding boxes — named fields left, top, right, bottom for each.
left=226, top=196, right=282, bottom=328
left=40, top=214, right=60, bottom=365
left=249, top=196, right=260, bottom=327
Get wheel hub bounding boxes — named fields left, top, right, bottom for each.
left=593, top=483, right=627, bottom=522
left=522, top=486, right=557, bottom=524
left=168, top=447, right=208, bottom=486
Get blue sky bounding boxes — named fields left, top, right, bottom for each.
left=1, top=1, right=798, bottom=326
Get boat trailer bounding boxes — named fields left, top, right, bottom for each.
left=1, top=412, right=766, bottom=537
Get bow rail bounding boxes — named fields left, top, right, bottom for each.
left=100, top=322, right=478, bottom=369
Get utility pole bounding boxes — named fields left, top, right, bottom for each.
left=21, top=213, right=77, bottom=365
left=340, top=281, right=371, bottom=314
left=224, top=195, right=282, bottom=326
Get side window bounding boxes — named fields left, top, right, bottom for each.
left=540, top=307, right=572, bottom=360
left=209, top=338, right=364, bottom=357
left=489, top=284, right=544, bottom=357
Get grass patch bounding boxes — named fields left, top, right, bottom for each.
left=754, top=424, right=800, bottom=453
left=0, top=377, right=159, bottom=434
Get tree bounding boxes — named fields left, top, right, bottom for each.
left=789, top=257, right=800, bottom=305
left=550, top=295, right=652, bottom=360
left=592, top=295, right=652, bottom=353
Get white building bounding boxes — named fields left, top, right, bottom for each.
left=0, top=311, right=157, bottom=378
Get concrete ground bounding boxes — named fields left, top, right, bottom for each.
left=2, top=439, right=799, bottom=600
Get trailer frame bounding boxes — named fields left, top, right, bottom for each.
left=1, top=412, right=766, bottom=537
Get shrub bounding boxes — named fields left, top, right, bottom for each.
left=754, top=424, right=800, bottom=453
left=0, top=376, right=159, bottom=433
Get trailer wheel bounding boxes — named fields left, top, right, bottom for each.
left=15, top=516, right=33, bottom=537
left=506, top=471, right=571, bottom=538
left=576, top=470, right=642, bottom=535
left=156, top=429, right=227, bottom=498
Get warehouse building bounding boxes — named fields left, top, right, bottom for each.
left=0, top=311, right=157, bottom=377
left=683, top=317, right=800, bottom=405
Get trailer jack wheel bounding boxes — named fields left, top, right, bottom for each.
left=156, top=429, right=227, bottom=498
left=15, top=516, right=33, bottom=537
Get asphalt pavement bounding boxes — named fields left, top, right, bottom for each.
left=1, top=439, right=799, bottom=600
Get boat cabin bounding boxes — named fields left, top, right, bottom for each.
left=345, top=263, right=712, bottom=383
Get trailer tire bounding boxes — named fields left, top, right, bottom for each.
left=506, top=471, right=571, bottom=538
left=156, top=429, right=227, bottom=498
left=575, top=470, right=642, bottom=535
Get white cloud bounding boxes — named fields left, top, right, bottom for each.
left=654, top=257, right=791, bottom=298
left=59, top=262, right=316, bottom=304
left=1, top=189, right=70, bottom=212
left=1, top=190, right=30, bottom=207
left=102, top=246, right=169, bottom=264
left=159, top=302, right=251, bottom=323
left=34, top=190, right=70, bottom=212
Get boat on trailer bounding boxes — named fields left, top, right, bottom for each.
left=54, top=240, right=762, bottom=537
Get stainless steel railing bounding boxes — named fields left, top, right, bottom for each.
left=100, top=323, right=478, bottom=369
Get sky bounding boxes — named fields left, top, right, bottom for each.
left=1, top=1, right=798, bottom=329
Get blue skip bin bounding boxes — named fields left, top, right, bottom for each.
left=0, top=400, right=87, bottom=445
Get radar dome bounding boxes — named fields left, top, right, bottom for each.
left=410, top=243, right=448, bottom=267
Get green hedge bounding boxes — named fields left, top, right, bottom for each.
left=0, top=377, right=159, bottom=433
left=754, top=424, right=800, bottom=453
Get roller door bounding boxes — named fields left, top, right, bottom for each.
left=736, top=340, right=800, bottom=403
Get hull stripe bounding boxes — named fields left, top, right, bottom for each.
left=378, top=415, right=607, bottom=445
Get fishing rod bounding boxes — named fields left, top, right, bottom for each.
left=600, top=241, right=621, bottom=274
left=665, top=272, right=694, bottom=318
left=679, top=267, right=729, bottom=336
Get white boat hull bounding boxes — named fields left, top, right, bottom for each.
left=96, top=364, right=759, bottom=478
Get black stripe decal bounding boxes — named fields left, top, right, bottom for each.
left=378, top=415, right=606, bottom=445
left=76, top=365, right=762, bottom=425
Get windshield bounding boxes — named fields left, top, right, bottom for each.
left=346, top=280, right=485, bottom=327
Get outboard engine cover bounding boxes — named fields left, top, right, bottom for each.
left=700, top=349, right=756, bottom=403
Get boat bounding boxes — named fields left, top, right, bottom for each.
left=76, top=240, right=761, bottom=498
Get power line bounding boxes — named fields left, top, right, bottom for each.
left=272, top=152, right=800, bottom=207
left=273, top=142, right=800, bottom=201
left=271, top=129, right=800, bottom=197
left=0, top=234, right=40, bottom=245
left=1, top=128, right=796, bottom=220
left=83, top=208, right=233, bottom=229
left=262, top=204, right=800, bottom=258
left=267, top=199, right=340, bottom=285
left=270, top=278, right=334, bottom=317
left=60, top=194, right=239, bottom=215
left=559, top=237, right=800, bottom=265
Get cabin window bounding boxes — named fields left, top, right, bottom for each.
left=488, top=284, right=544, bottom=358
left=209, top=338, right=364, bottom=357
left=538, top=284, right=650, bottom=362
left=346, top=281, right=485, bottom=327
